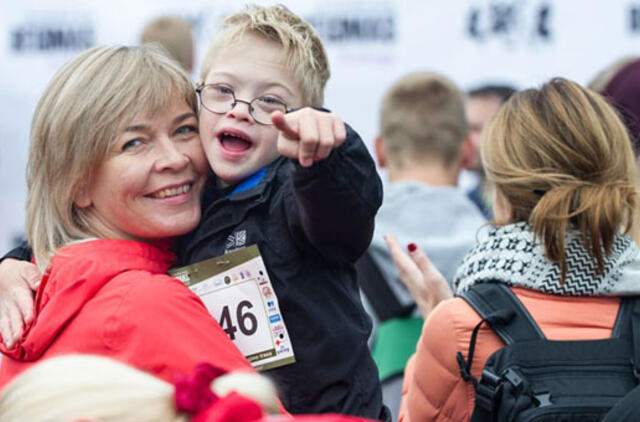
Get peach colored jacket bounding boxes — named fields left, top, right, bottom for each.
left=398, top=287, right=621, bottom=422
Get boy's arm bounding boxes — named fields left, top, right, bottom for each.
left=2, top=242, right=33, bottom=262
left=0, top=243, right=38, bottom=347
left=273, top=109, right=383, bottom=263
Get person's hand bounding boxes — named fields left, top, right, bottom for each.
left=271, top=108, right=346, bottom=168
left=0, top=259, right=40, bottom=348
left=384, top=234, right=453, bottom=319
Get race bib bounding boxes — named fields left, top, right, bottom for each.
left=169, top=245, right=295, bottom=371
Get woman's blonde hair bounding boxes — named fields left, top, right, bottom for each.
left=27, top=44, right=197, bottom=271
left=200, top=4, right=330, bottom=107
left=0, top=354, right=279, bottom=421
left=481, top=78, right=638, bottom=282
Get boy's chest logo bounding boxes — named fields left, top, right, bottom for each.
left=225, top=229, right=247, bottom=252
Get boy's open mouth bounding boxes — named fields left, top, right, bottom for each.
left=219, top=131, right=252, bottom=152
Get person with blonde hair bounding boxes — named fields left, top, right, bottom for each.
left=182, top=5, right=385, bottom=417
left=0, top=44, right=255, bottom=388
left=141, top=15, right=195, bottom=73
left=0, top=354, right=278, bottom=422
left=384, top=78, right=640, bottom=421
left=0, top=354, right=383, bottom=422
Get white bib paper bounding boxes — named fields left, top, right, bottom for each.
left=169, top=245, right=295, bottom=371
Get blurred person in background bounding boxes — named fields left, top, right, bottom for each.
left=141, top=15, right=195, bottom=73
left=358, top=72, right=485, bottom=421
left=590, top=56, right=640, bottom=243
left=463, top=84, right=516, bottom=219
left=0, top=354, right=279, bottom=422
left=390, top=78, right=640, bottom=421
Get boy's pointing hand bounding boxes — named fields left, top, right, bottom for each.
left=272, top=108, right=346, bottom=168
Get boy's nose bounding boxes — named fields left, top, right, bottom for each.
left=228, top=100, right=254, bottom=122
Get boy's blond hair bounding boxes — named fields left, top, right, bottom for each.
left=379, top=72, right=468, bottom=168
left=200, top=4, right=330, bottom=107
left=27, top=44, right=197, bottom=271
left=141, top=15, right=195, bottom=72
left=481, top=78, right=637, bottom=282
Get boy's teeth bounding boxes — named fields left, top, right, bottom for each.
left=154, top=184, right=190, bottom=198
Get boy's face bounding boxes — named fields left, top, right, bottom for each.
left=199, top=33, right=302, bottom=185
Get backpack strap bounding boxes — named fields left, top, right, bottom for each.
left=612, top=296, right=638, bottom=337
left=459, top=283, right=546, bottom=344
left=356, top=251, right=415, bottom=322
left=602, top=296, right=640, bottom=422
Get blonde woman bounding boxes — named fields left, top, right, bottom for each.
left=387, top=78, right=640, bottom=421
left=0, top=44, right=254, bottom=388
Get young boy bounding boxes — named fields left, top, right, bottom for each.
left=0, top=5, right=385, bottom=418
left=183, top=6, right=384, bottom=417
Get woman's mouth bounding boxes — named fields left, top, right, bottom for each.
left=148, top=183, right=192, bottom=199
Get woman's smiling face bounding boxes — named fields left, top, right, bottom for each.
left=74, top=96, right=208, bottom=242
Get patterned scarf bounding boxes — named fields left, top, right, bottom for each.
left=454, top=222, right=640, bottom=296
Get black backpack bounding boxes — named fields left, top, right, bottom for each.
left=456, top=283, right=640, bottom=422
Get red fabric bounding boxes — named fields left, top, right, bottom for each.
left=194, top=392, right=264, bottom=422
left=174, top=363, right=229, bottom=416
left=0, top=239, right=254, bottom=389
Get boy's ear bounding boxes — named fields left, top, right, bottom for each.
left=459, top=135, right=476, bottom=170
left=374, top=136, right=387, bottom=169
left=74, top=185, right=92, bottom=209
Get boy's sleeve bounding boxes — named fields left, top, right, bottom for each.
left=286, top=123, right=383, bottom=263
left=0, top=241, right=33, bottom=263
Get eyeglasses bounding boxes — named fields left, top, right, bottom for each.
left=195, top=84, right=292, bottom=125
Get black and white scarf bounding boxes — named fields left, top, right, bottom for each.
left=454, top=222, right=640, bottom=296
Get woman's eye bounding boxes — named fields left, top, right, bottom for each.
left=175, top=125, right=198, bottom=136
left=121, top=138, right=143, bottom=151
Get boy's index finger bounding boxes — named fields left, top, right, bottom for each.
left=332, top=116, right=347, bottom=145
left=271, top=111, right=299, bottom=140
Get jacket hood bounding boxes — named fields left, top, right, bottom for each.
left=0, top=239, right=175, bottom=361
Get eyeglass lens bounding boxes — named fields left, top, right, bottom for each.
left=199, top=85, right=287, bottom=125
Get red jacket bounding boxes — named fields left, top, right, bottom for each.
left=0, top=239, right=253, bottom=389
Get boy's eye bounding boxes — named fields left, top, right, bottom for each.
left=258, top=96, right=282, bottom=105
left=121, top=138, right=143, bottom=151
left=213, top=85, right=233, bottom=95
left=255, top=96, right=286, bottom=113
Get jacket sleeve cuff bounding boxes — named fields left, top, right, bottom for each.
left=1, top=241, right=33, bottom=264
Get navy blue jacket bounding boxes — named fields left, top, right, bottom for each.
left=180, top=125, right=384, bottom=417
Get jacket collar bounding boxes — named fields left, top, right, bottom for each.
left=206, top=157, right=287, bottom=204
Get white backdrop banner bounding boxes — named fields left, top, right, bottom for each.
left=1, top=0, right=639, bottom=252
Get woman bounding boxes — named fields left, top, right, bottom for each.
left=0, top=45, right=253, bottom=388
left=389, top=78, right=640, bottom=421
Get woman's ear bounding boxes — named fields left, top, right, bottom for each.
left=74, top=185, right=92, bottom=208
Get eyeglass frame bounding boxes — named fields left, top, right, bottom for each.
left=195, top=83, right=295, bottom=126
